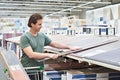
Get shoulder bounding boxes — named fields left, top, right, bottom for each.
left=38, top=32, right=44, bottom=35
left=38, top=32, right=46, bottom=37
left=21, top=32, right=27, bottom=38
left=20, top=32, right=29, bottom=41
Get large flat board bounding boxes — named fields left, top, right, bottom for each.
left=67, top=39, right=120, bottom=71
left=0, top=47, right=30, bottom=80
left=44, top=36, right=118, bottom=55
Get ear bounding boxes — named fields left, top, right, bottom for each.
left=31, top=23, right=34, bottom=27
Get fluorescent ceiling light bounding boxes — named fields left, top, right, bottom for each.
left=70, top=10, right=82, bottom=11
left=76, top=6, right=94, bottom=9
left=92, top=1, right=111, bottom=4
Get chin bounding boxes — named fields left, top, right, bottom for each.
left=37, top=30, right=40, bottom=32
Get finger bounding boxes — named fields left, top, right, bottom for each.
left=53, top=54, right=59, bottom=59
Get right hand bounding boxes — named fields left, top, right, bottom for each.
left=48, top=53, right=59, bottom=59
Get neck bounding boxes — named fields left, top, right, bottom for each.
left=29, top=29, right=38, bottom=36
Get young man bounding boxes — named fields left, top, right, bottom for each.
left=20, top=13, right=81, bottom=68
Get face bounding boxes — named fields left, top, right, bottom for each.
left=31, top=19, right=42, bottom=32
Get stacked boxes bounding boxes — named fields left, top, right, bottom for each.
left=66, top=68, right=120, bottom=80
left=43, top=67, right=120, bottom=80
left=43, top=70, right=66, bottom=80
left=94, top=27, right=115, bottom=36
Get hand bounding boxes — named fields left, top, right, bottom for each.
left=69, top=46, right=82, bottom=51
left=48, top=53, right=59, bottom=59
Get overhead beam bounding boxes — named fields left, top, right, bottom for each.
left=0, top=0, right=95, bottom=4
left=0, top=6, right=93, bottom=12
left=46, top=1, right=92, bottom=16
left=45, top=0, right=111, bottom=17
left=0, top=3, right=75, bottom=7
left=0, top=0, right=111, bottom=17
left=0, top=11, right=70, bottom=17
left=0, top=1, right=110, bottom=8
left=0, top=10, right=55, bottom=14
left=0, top=7, right=62, bottom=11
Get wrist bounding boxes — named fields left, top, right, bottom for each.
left=45, top=53, right=51, bottom=58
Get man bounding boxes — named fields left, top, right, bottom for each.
left=20, top=13, right=81, bottom=68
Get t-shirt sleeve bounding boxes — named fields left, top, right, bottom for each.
left=43, top=33, right=52, bottom=46
left=20, top=35, right=30, bottom=49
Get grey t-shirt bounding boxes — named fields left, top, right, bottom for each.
left=20, top=32, right=51, bottom=67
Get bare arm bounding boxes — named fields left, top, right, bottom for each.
left=49, top=41, right=82, bottom=51
left=49, top=41, right=70, bottom=49
left=23, top=46, right=58, bottom=60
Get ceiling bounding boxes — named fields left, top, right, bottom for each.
left=0, top=0, right=119, bottom=18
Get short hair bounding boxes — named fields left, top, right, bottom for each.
left=28, top=13, right=43, bottom=27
